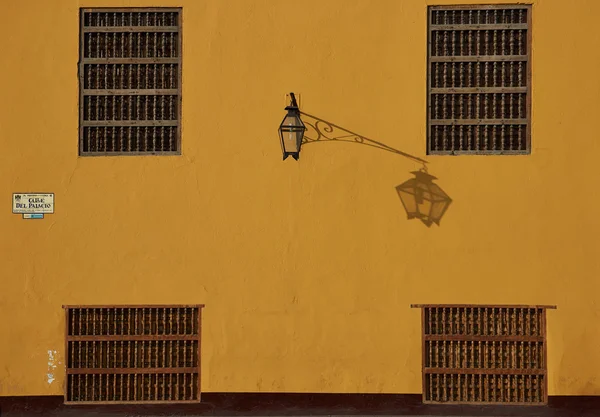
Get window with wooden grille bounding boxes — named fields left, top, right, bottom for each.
left=63, top=305, right=203, bottom=404
left=79, top=8, right=182, bottom=156
left=412, top=304, right=556, bottom=405
left=427, top=5, right=531, bottom=155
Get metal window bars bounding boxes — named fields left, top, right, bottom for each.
left=411, top=304, right=556, bottom=405
left=79, top=8, right=182, bottom=156
left=63, top=304, right=204, bottom=404
left=427, top=5, right=532, bottom=154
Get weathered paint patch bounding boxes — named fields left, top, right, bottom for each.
left=47, top=350, right=58, bottom=385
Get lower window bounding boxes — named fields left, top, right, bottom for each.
left=63, top=304, right=204, bottom=404
left=412, top=304, right=555, bottom=405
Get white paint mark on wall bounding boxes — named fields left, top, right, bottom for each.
left=47, top=350, right=58, bottom=385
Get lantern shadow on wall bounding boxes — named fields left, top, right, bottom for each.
left=280, top=103, right=453, bottom=227
left=395, top=169, right=452, bottom=227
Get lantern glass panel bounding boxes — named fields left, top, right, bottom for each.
left=280, top=127, right=303, bottom=154
left=282, top=114, right=303, bottom=128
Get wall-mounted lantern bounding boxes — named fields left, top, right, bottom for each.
left=279, top=93, right=306, bottom=160
left=396, top=169, right=452, bottom=227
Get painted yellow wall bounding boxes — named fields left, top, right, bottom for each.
left=1, top=0, right=599, bottom=397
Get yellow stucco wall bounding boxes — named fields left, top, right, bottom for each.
left=1, top=0, right=599, bottom=397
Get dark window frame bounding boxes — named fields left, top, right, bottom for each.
left=412, top=304, right=555, bottom=405
left=78, top=8, right=183, bottom=156
left=426, top=4, right=532, bottom=155
left=63, top=304, right=204, bottom=404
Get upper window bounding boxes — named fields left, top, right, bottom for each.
left=427, top=5, right=531, bottom=155
left=79, top=8, right=182, bottom=156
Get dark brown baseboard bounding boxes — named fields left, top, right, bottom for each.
left=1, top=393, right=599, bottom=417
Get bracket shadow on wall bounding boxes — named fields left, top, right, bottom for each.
left=278, top=95, right=453, bottom=227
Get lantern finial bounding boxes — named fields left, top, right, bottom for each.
left=288, top=92, right=299, bottom=109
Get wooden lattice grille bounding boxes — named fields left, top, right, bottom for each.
left=412, top=304, right=556, bottom=405
left=63, top=305, right=203, bottom=404
left=427, top=5, right=531, bottom=155
left=79, top=8, right=182, bottom=156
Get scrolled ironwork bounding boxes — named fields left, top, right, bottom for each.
left=300, top=111, right=428, bottom=166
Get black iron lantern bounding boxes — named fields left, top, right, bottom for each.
left=396, top=169, right=452, bottom=227
left=279, top=92, right=306, bottom=160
